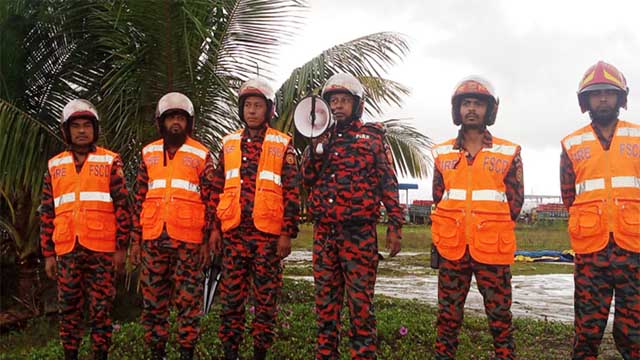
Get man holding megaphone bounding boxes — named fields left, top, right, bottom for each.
left=300, top=73, right=403, bottom=359
left=210, top=77, right=300, bottom=360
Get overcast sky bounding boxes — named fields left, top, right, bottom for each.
left=273, top=0, right=640, bottom=203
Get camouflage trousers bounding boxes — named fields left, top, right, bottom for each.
left=56, top=243, right=115, bottom=352
left=573, top=239, right=640, bottom=360
left=435, top=249, right=514, bottom=360
left=218, top=225, right=282, bottom=351
left=140, top=237, right=204, bottom=350
left=313, top=222, right=379, bottom=360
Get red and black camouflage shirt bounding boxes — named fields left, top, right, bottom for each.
left=560, top=121, right=615, bottom=209
left=301, top=119, right=403, bottom=237
left=40, top=146, right=131, bottom=257
left=432, top=129, right=524, bottom=221
left=130, top=140, right=216, bottom=245
left=210, top=126, right=300, bottom=238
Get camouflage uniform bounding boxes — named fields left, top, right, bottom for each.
left=560, top=123, right=640, bottom=360
left=211, top=126, right=300, bottom=353
left=131, top=146, right=216, bottom=352
left=40, top=147, right=131, bottom=354
left=432, top=130, right=524, bottom=360
left=302, top=119, right=403, bottom=360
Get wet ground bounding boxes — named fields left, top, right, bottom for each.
left=285, top=251, right=616, bottom=327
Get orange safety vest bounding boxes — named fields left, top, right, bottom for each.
left=217, top=127, right=289, bottom=235
left=140, top=137, right=209, bottom=243
left=431, top=137, right=519, bottom=265
left=48, top=147, right=117, bottom=255
left=562, top=120, right=640, bottom=254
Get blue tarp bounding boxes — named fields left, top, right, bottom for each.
left=514, top=250, right=574, bottom=263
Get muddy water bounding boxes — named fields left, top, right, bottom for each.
left=286, top=251, right=616, bottom=327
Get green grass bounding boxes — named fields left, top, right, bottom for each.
left=293, top=222, right=571, bottom=252
left=0, top=279, right=621, bottom=359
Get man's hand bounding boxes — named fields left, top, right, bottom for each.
left=44, top=256, right=57, bottom=280
left=311, top=131, right=331, bottom=156
left=277, top=235, right=292, bottom=259
left=113, top=249, right=126, bottom=273
left=386, top=228, right=401, bottom=257
left=210, top=229, right=222, bottom=255
left=199, top=241, right=212, bottom=269
left=129, top=243, right=141, bottom=267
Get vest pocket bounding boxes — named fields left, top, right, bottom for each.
left=140, top=200, right=160, bottom=226
left=217, top=190, right=238, bottom=221
left=617, top=198, right=640, bottom=236
left=254, top=190, right=284, bottom=221
left=172, top=201, right=205, bottom=228
left=85, top=211, right=116, bottom=242
left=431, top=209, right=464, bottom=249
left=53, top=213, right=72, bottom=242
left=568, top=200, right=606, bottom=251
left=473, top=212, right=515, bottom=254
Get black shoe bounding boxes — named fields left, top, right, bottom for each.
left=63, top=348, right=78, bottom=360
left=94, top=350, right=109, bottom=360
left=179, top=346, right=194, bottom=360
left=253, top=346, right=267, bottom=360
left=223, top=345, right=239, bottom=360
left=151, top=346, right=166, bottom=360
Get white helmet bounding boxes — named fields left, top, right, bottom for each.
left=321, top=73, right=365, bottom=119
left=61, top=99, right=100, bottom=143
left=155, top=92, right=195, bottom=133
left=238, top=77, right=276, bottom=122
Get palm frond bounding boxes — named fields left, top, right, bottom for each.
left=383, top=119, right=433, bottom=178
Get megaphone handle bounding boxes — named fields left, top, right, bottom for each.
left=310, top=95, right=317, bottom=138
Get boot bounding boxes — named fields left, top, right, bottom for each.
left=253, top=346, right=267, bottom=360
left=179, top=346, right=194, bottom=360
left=150, top=346, right=166, bottom=360
left=94, top=350, right=109, bottom=360
left=223, top=345, right=239, bottom=360
left=63, top=348, right=78, bottom=360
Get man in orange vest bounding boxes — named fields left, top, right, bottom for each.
left=560, top=61, right=640, bottom=360
left=210, top=77, right=300, bottom=360
left=431, top=76, right=524, bottom=360
left=129, top=92, right=216, bottom=360
left=40, top=99, right=131, bottom=360
left=301, top=73, right=403, bottom=360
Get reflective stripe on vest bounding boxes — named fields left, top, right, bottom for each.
left=218, top=127, right=289, bottom=234
left=48, top=147, right=117, bottom=255
left=431, top=136, right=519, bottom=265
left=562, top=120, right=640, bottom=253
left=141, top=137, right=208, bottom=243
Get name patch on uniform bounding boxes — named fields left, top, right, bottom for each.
left=439, top=159, right=459, bottom=171
left=570, top=147, right=591, bottom=162
left=89, top=164, right=110, bottom=177
left=356, top=134, right=371, bottom=140
left=146, top=155, right=160, bottom=166
left=619, top=143, right=640, bottom=158
left=224, top=145, right=236, bottom=154
left=182, top=156, right=199, bottom=168
left=482, top=156, right=509, bottom=174
left=52, top=167, right=67, bottom=179
left=268, top=147, right=284, bottom=158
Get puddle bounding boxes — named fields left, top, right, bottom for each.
left=286, top=251, right=617, bottom=328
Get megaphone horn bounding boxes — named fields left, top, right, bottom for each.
left=293, top=95, right=334, bottom=138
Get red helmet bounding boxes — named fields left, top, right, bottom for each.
left=451, top=76, right=499, bottom=126
left=577, top=61, right=628, bottom=113
left=238, top=77, right=276, bottom=123
left=61, top=99, right=100, bottom=144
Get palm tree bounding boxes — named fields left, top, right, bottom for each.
left=273, top=32, right=432, bottom=178
left=0, top=0, right=431, bottom=317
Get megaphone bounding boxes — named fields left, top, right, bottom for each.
left=293, top=95, right=334, bottom=138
